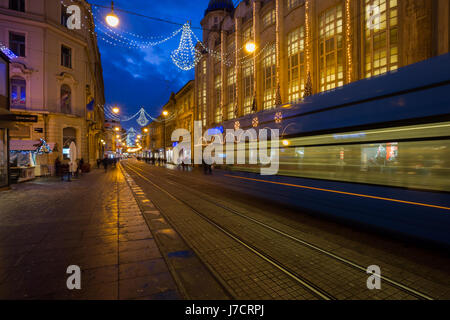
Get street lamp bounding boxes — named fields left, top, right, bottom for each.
left=143, top=128, right=149, bottom=133
left=245, top=41, right=256, bottom=54
left=112, top=106, right=120, bottom=114
left=114, top=127, right=120, bottom=132
left=106, top=1, right=120, bottom=27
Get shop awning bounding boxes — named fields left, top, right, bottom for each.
left=10, top=140, right=55, bottom=152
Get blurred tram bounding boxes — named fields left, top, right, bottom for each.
left=221, top=53, right=450, bottom=193
left=216, top=53, right=450, bottom=245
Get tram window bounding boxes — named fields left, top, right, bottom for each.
left=277, top=139, right=449, bottom=192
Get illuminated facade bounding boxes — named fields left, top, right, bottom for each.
left=0, top=0, right=105, bottom=173
left=144, top=80, right=195, bottom=162
left=195, top=0, right=450, bottom=129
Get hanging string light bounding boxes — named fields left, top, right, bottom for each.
left=171, top=23, right=201, bottom=71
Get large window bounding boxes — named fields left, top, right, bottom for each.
left=243, top=27, right=253, bottom=42
left=61, top=45, right=72, bottom=68
left=11, top=77, right=26, bottom=109
left=60, top=84, right=72, bottom=114
left=9, top=32, right=25, bottom=57
left=287, top=0, right=302, bottom=11
left=263, top=9, right=276, bottom=28
left=242, top=58, right=254, bottom=115
left=287, top=26, right=306, bottom=103
left=227, top=67, right=236, bottom=120
left=364, top=0, right=399, bottom=77
left=214, top=75, right=222, bottom=124
left=198, top=60, right=207, bottom=127
left=0, top=129, right=7, bottom=188
left=9, top=0, right=25, bottom=12
left=262, top=45, right=276, bottom=110
left=0, top=59, right=6, bottom=98
left=319, top=5, right=344, bottom=92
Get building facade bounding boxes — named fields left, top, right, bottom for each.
left=195, top=0, right=450, bottom=129
left=144, top=80, right=195, bottom=163
left=0, top=0, right=105, bottom=174
left=0, top=50, right=10, bottom=188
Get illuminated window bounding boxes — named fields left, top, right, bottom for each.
left=197, top=59, right=207, bottom=127
left=202, top=59, right=207, bottom=75
left=242, top=58, right=254, bottom=115
left=364, top=0, right=399, bottom=78
left=287, top=26, right=306, bottom=103
left=227, top=67, right=236, bottom=120
left=214, top=75, right=222, bottom=124
left=287, top=0, right=302, bottom=11
left=11, top=77, right=26, bottom=109
left=263, top=9, right=276, bottom=28
left=243, top=27, right=253, bottom=43
left=319, top=5, right=344, bottom=92
left=262, top=45, right=276, bottom=110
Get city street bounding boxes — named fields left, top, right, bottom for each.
left=122, top=160, right=450, bottom=300
left=1, top=0, right=449, bottom=305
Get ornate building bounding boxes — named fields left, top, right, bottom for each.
left=144, top=80, right=195, bottom=162
left=195, top=0, right=450, bottom=129
left=0, top=0, right=105, bottom=174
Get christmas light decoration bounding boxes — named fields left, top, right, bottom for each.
left=234, top=121, right=240, bottom=131
left=305, top=0, right=311, bottom=75
left=274, top=112, right=283, bottom=124
left=0, top=42, right=17, bottom=60
left=171, top=23, right=201, bottom=71
left=346, top=0, right=353, bottom=82
left=252, top=117, right=259, bottom=128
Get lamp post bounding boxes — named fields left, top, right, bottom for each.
left=162, top=110, right=169, bottom=162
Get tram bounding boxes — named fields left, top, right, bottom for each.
left=221, top=53, right=450, bottom=193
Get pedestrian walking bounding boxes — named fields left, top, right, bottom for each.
left=97, top=158, right=101, bottom=169
left=102, top=157, right=108, bottom=172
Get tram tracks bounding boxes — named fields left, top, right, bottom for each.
left=122, top=161, right=435, bottom=300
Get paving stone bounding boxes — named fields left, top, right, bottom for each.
left=0, top=167, right=181, bottom=300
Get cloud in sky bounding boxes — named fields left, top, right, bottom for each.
left=93, top=0, right=211, bottom=128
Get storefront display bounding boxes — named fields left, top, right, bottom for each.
left=0, top=129, right=7, bottom=187
left=0, top=51, right=10, bottom=188
left=9, top=139, right=54, bottom=183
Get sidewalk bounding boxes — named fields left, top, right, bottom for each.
left=0, top=167, right=180, bottom=299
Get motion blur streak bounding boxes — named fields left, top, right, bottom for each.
left=224, top=175, right=450, bottom=211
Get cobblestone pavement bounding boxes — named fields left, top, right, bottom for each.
left=121, top=160, right=450, bottom=300
left=0, top=167, right=181, bottom=299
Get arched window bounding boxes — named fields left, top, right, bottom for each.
left=11, top=77, right=26, bottom=109
left=60, top=84, right=71, bottom=114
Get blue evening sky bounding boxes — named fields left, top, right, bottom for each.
left=90, top=0, right=212, bottom=127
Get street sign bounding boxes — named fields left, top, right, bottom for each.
left=0, top=114, right=38, bottom=122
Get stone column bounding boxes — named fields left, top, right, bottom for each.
left=253, top=0, right=262, bottom=112
left=220, top=29, right=227, bottom=121
left=235, top=17, right=242, bottom=118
